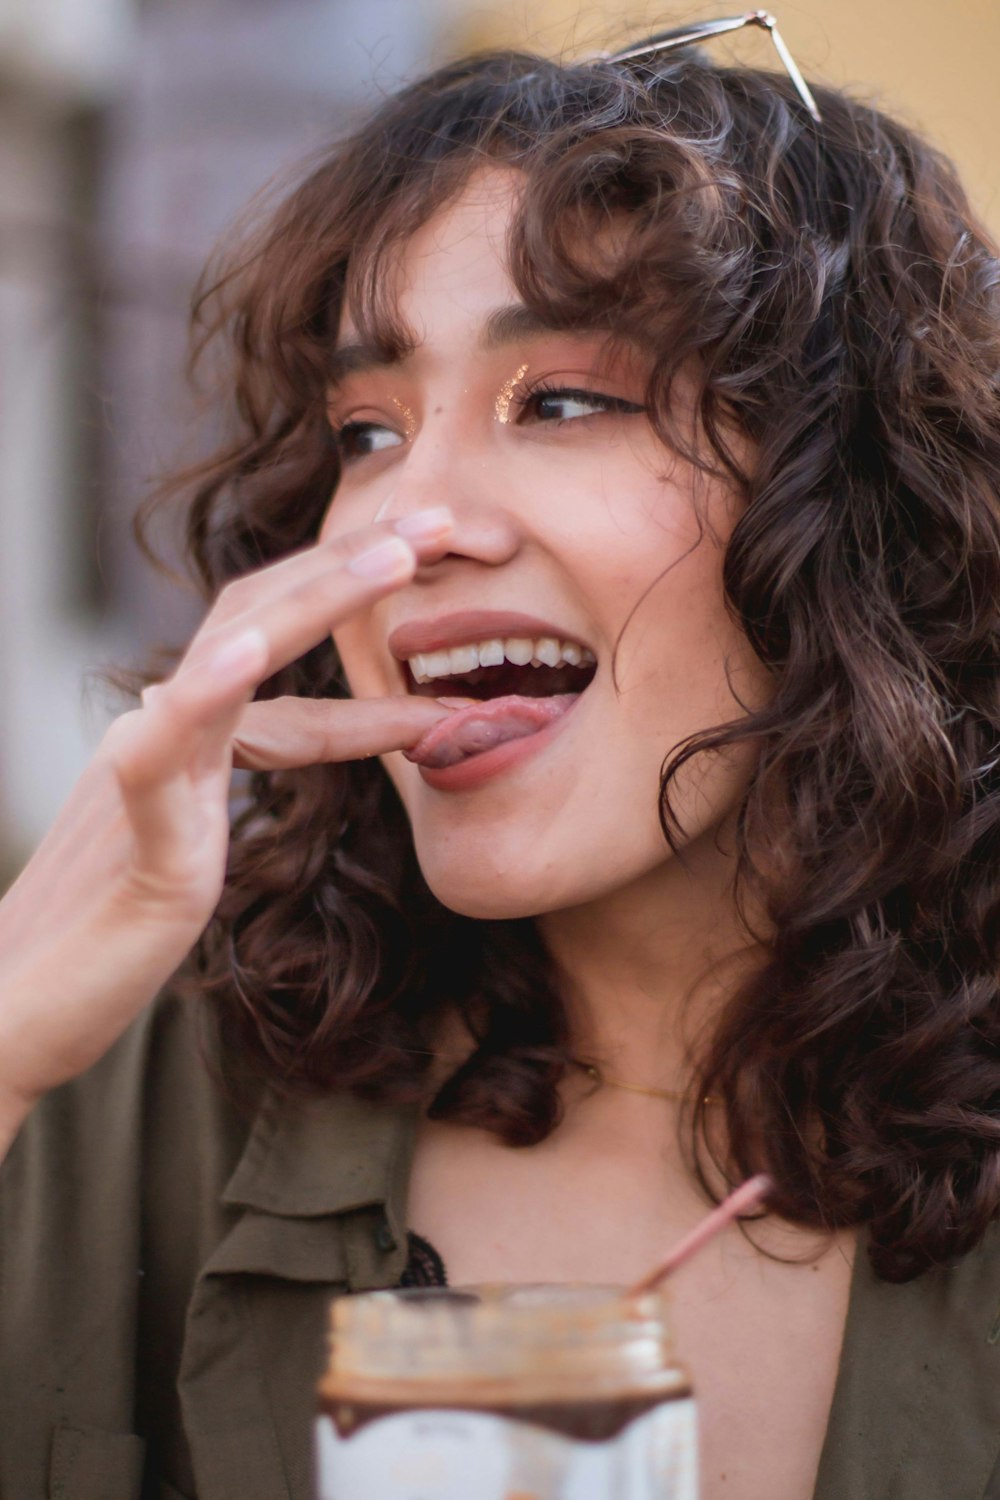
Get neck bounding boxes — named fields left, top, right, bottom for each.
left=536, top=819, right=767, bottom=1095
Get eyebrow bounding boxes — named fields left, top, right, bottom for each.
left=327, top=303, right=604, bottom=386
left=479, top=303, right=571, bottom=350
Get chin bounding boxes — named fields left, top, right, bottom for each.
left=432, top=890, right=551, bottom=921
left=413, top=853, right=572, bottom=922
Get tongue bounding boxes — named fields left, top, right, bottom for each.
left=405, top=693, right=579, bottom=770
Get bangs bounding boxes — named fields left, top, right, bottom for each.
left=337, top=154, right=485, bottom=368
left=323, top=52, right=764, bottom=479
left=332, top=124, right=738, bottom=457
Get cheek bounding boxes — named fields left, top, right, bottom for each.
left=596, top=505, right=764, bottom=727
left=318, top=482, right=382, bottom=545
left=330, top=616, right=381, bottom=696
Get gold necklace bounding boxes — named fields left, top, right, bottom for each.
left=576, top=1062, right=720, bottom=1106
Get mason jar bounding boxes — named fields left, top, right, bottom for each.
left=315, top=1284, right=697, bottom=1499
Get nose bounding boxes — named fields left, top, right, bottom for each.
left=371, top=444, right=522, bottom=569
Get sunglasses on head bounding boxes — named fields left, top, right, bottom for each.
left=593, top=10, right=822, bottom=124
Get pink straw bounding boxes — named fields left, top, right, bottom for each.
left=626, top=1174, right=773, bottom=1298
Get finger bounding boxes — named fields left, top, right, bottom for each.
left=231, top=696, right=457, bottom=770
left=182, top=507, right=454, bottom=664
left=110, top=632, right=267, bottom=876
left=166, top=538, right=424, bottom=736
left=112, top=508, right=456, bottom=864
left=147, top=509, right=455, bottom=779
left=135, top=518, right=421, bottom=780
left=166, top=534, right=413, bottom=722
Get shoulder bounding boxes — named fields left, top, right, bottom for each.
left=846, top=1219, right=1000, bottom=1367
left=0, top=984, right=250, bottom=1223
left=0, top=982, right=258, bottom=1293
left=817, top=1222, right=1000, bottom=1500
left=0, top=986, right=254, bottom=1493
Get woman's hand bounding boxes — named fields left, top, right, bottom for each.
left=0, top=508, right=454, bottom=1151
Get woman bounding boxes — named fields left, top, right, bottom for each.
left=2, top=21, right=999, bottom=1500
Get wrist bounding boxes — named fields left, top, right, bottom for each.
left=0, top=1077, right=32, bottom=1163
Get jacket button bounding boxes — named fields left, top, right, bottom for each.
left=375, top=1221, right=396, bottom=1252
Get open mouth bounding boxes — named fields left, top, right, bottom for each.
left=402, top=641, right=598, bottom=771
left=407, top=656, right=597, bottom=701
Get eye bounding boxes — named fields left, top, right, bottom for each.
left=516, top=385, right=646, bottom=424
left=332, top=421, right=405, bottom=461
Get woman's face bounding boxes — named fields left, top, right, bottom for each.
left=320, top=169, right=769, bottom=920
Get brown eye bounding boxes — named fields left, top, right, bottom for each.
left=334, top=422, right=404, bottom=460
left=518, top=387, right=645, bottom=423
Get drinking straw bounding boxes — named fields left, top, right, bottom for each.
left=625, top=1174, right=773, bottom=1298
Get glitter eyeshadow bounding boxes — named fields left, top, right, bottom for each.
left=391, top=398, right=416, bottom=441
left=495, top=364, right=529, bottom=424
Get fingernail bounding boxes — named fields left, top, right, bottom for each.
left=348, top=535, right=415, bottom=581
left=436, top=696, right=477, bottom=708
left=393, top=506, right=454, bottom=542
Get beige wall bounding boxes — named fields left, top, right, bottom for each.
left=444, top=1, right=1000, bottom=240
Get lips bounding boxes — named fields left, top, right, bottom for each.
left=387, top=607, right=597, bottom=783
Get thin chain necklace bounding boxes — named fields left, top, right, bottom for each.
left=574, top=1061, right=720, bottom=1106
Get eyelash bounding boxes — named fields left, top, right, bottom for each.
left=513, top=381, right=646, bottom=424
left=331, top=384, right=645, bottom=461
left=332, top=421, right=403, bottom=462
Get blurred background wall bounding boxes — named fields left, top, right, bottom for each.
left=1, top=0, right=997, bottom=887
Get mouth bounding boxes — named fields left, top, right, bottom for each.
left=407, top=649, right=597, bottom=701
left=400, top=634, right=598, bottom=772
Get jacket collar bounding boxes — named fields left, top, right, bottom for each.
left=222, top=1085, right=417, bottom=1238
left=178, top=1085, right=420, bottom=1500
left=190, top=1085, right=418, bottom=1292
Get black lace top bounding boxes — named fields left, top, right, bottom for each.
left=399, top=1230, right=448, bottom=1287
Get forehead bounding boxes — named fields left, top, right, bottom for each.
left=336, top=166, right=521, bottom=349
left=330, top=164, right=644, bottom=386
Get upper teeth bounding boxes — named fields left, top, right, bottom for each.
left=407, top=637, right=596, bottom=685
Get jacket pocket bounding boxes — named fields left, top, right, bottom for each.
left=49, top=1424, right=146, bottom=1500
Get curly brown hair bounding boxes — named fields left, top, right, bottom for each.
left=133, top=44, right=1000, bottom=1282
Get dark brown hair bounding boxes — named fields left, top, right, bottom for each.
left=137, top=44, right=1000, bottom=1281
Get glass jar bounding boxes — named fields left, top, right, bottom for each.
left=315, top=1284, right=697, bottom=1499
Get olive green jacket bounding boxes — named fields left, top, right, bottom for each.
left=1, top=990, right=999, bottom=1500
